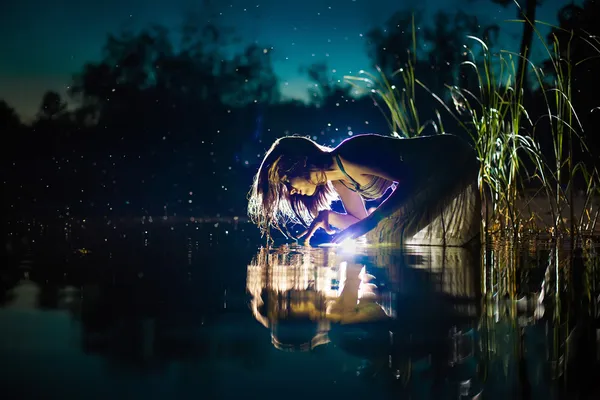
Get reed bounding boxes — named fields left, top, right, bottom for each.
left=344, top=15, right=441, bottom=139
left=345, top=18, right=600, bottom=241
left=524, top=21, right=600, bottom=243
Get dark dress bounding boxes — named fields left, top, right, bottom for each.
left=336, top=134, right=481, bottom=247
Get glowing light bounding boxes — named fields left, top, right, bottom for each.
left=339, top=238, right=360, bottom=254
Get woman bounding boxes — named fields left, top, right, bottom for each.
left=247, top=133, right=481, bottom=247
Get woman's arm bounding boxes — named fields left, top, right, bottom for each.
left=331, top=134, right=476, bottom=242
left=297, top=183, right=367, bottom=244
left=297, top=209, right=358, bottom=244
left=327, top=211, right=361, bottom=230
left=333, top=134, right=427, bottom=228
left=332, top=181, right=368, bottom=220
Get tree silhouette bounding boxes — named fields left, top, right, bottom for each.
left=37, top=91, right=67, bottom=121
left=1, top=99, right=23, bottom=186
left=220, top=43, right=280, bottom=106
left=299, top=61, right=355, bottom=106
left=541, top=0, right=600, bottom=163
left=422, top=11, right=491, bottom=95
left=69, top=21, right=279, bottom=126
left=0, top=99, right=22, bottom=131
left=1, top=99, right=23, bottom=175
left=492, top=0, right=540, bottom=91
left=5, top=9, right=497, bottom=220
left=367, top=9, right=499, bottom=92
left=365, top=10, right=424, bottom=76
left=364, top=10, right=492, bottom=137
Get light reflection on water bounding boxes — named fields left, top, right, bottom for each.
left=246, top=238, right=600, bottom=399
left=2, top=221, right=600, bottom=399
left=247, top=244, right=482, bottom=395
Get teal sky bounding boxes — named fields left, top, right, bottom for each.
left=0, top=0, right=573, bottom=120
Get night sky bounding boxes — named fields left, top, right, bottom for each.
left=0, top=0, right=572, bottom=120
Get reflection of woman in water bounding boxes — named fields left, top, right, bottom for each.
left=248, top=133, right=480, bottom=246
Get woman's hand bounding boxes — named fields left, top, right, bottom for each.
left=331, top=215, right=379, bottom=244
left=296, top=210, right=336, bottom=246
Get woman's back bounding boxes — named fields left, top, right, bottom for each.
left=334, top=133, right=475, bottom=184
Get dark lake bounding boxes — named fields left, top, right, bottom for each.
left=2, top=218, right=600, bottom=399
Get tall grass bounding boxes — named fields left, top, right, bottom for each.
left=345, top=19, right=600, bottom=241
left=345, top=15, right=441, bottom=139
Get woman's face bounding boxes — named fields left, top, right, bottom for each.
left=282, top=174, right=317, bottom=196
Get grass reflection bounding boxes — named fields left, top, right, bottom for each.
left=247, top=237, right=600, bottom=398
left=246, top=244, right=483, bottom=396
left=3, top=220, right=600, bottom=398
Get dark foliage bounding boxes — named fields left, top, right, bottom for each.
left=2, top=5, right=599, bottom=223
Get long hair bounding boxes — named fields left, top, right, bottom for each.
left=248, top=136, right=339, bottom=238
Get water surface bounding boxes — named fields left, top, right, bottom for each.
left=2, top=220, right=600, bottom=399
